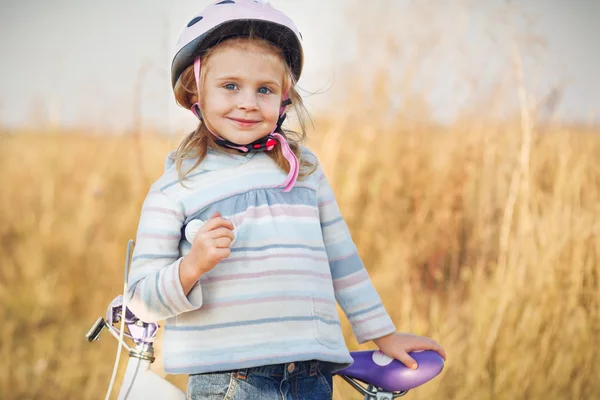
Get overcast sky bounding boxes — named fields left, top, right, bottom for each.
left=1, top=0, right=599, bottom=132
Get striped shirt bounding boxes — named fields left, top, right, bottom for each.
left=126, top=146, right=396, bottom=375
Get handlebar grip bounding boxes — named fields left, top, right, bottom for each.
left=85, top=317, right=106, bottom=342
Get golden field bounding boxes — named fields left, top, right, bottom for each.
left=1, top=109, right=599, bottom=400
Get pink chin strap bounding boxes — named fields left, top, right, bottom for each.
left=191, top=57, right=298, bottom=192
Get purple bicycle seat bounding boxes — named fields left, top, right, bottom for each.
left=335, top=350, right=444, bottom=392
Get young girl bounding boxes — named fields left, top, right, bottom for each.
left=127, top=1, right=446, bottom=398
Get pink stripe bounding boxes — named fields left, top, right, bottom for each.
left=242, top=204, right=318, bottom=220
left=203, top=269, right=331, bottom=283
left=333, top=269, right=368, bottom=290
left=138, top=233, right=180, bottom=240
left=171, top=261, right=191, bottom=311
left=360, top=325, right=396, bottom=340
left=202, top=295, right=335, bottom=309
left=144, top=206, right=183, bottom=218
left=133, top=277, right=148, bottom=307
left=160, top=267, right=178, bottom=312
left=220, top=253, right=329, bottom=264
left=351, top=311, right=388, bottom=325
left=317, top=198, right=334, bottom=207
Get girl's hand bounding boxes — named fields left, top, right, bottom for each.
left=183, top=212, right=235, bottom=276
left=373, top=332, right=447, bottom=370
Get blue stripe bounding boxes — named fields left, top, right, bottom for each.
left=167, top=315, right=340, bottom=332
left=169, top=338, right=320, bottom=357
left=329, top=252, right=364, bottom=279
left=321, top=216, right=343, bottom=228
left=234, top=221, right=322, bottom=244
left=154, top=270, right=175, bottom=316
left=132, top=253, right=179, bottom=262
left=324, top=240, right=357, bottom=260
left=160, top=170, right=210, bottom=191
left=183, top=186, right=317, bottom=222
left=200, top=291, right=335, bottom=304
left=231, top=244, right=325, bottom=253
left=317, top=193, right=335, bottom=204
left=347, top=303, right=383, bottom=318
left=340, top=289, right=383, bottom=309
left=138, top=228, right=181, bottom=236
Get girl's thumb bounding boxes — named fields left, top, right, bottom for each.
left=210, top=212, right=221, bottom=219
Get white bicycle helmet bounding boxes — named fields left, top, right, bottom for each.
left=171, top=0, right=304, bottom=88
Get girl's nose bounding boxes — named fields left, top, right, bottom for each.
left=237, top=90, right=259, bottom=110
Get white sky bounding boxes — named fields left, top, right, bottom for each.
left=0, top=0, right=599, bottom=132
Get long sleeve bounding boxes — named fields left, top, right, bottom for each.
left=126, top=188, right=203, bottom=323
left=317, top=170, right=396, bottom=343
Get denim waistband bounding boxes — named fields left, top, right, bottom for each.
left=236, top=360, right=321, bottom=379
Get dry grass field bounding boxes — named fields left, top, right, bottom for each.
left=1, top=106, right=599, bottom=399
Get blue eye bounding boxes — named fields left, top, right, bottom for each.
left=224, top=83, right=237, bottom=90
left=258, top=87, right=272, bottom=94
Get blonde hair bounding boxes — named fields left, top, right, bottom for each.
left=173, top=36, right=316, bottom=183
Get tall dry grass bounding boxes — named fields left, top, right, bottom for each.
left=1, top=109, right=599, bottom=399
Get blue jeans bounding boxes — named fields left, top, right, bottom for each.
left=187, top=360, right=333, bottom=400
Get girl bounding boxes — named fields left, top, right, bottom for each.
left=127, top=1, right=446, bottom=399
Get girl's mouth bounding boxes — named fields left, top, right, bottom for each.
left=228, top=117, right=260, bottom=127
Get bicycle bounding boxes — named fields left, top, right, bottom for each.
left=86, top=241, right=444, bottom=400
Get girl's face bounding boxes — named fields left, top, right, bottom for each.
left=201, top=41, right=286, bottom=145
